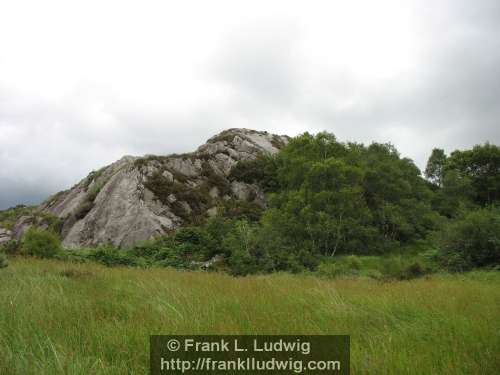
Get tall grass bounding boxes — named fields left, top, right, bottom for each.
left=0, top=258, right=498, bottom=374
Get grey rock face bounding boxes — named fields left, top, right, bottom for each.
left=12, top=216, right=35, bottom=240
left=11, top=215, right=53, bottom=240
left=27, top=128, right=288, bottom=249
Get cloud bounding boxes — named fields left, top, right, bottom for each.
left=0, top=0, right=499, bottom=209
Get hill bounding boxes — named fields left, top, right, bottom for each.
left=6, top=129, right=288, bottom=249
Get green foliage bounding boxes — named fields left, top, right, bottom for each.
left=145, top=171, right=212, bottom=224
left=201, top=162, right=232, bottom=196
left=37, top=212, right=64, bottom=235
left=316, top=255, right=363, bottom=278
left=22, top=227, right=62, bottom=258
left=425, top=143, right=500, bottom=218
left=2, top=258, right=499, bottom=374
left=432, top=169, right=475, bottom=217
left=12, top=132, right=499, bottom=278
left=218, top=200, right=264, bottom=222
left=228, top=155, right=280, bottom=192
left=425, top=148, right=447, bottom=186
left=82, top=168, right=106, bottom=190
left=0, top=252, right=7, bottom=268
left=316, top=252, right=436, bottom=280
left=259, top=132, right=438, bottom=259
left=133, top=155, right=170, bottom=168
left=0, top=205, right=34, bottom=230
left=444, top=143, right=500, bottom=206
left=209, top=130, right=237, bottom=143
left=86, top=246, right=140, bottom=267
left=224, top=221, right=261, bottom=275
left=0, top=240, right=20, bottom=255
left=434, top=207, right=500, bottom=271
left=270, top=134, right=287, bottom=149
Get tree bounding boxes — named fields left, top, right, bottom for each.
left=444, top=143, right=500, bottom=205
left=435, top=207, right=500, bottom=271
left=425, top=148, right=447, bottom=186
left=224, top=220, right=262, bottom=275
left=260, top=132, right=438, bottom=258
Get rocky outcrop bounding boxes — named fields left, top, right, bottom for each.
left=28, top=128, right=288, bottom=249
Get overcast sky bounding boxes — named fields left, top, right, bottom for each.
left=1, top=0, right=499, bottom=209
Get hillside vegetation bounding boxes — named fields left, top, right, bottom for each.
left=0, top=258, right=498, bottom=375
left=1, top=132, right=499, bottom=276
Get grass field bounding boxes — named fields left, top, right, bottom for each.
left=0, top=258, right=498, bottom=374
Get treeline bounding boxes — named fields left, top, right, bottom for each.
left=1, top=132, right=499, bottom=276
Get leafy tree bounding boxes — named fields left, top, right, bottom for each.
left=260, top=133, right=438, bottom=260
left=432, top=170, right=475, bottom=217
left=229, top=155, right=280, bottom=192
left=224, top=220, right=261, bottom=275
left=435, top=207, right=500, bottom=271
left=425, top=148, right=447, bottom=186
left=444, top=143, right=500, bottom=205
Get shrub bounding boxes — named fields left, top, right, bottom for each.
left=0, top=205, right=34, bottom=230
left=316, top=262, right=349, bottom=278
left=228, top=156, right=279, bottom=192
left=316, top=256, right=362, bottom=278
left=435, top=207, right=500, bottom=271
left=201, top=162, right=232, bottom=196
left=344, top=255, right=362, bottom=270
left=22, top=228, right=62, bottom=258
left=1, top=240, right=20, bottom=255
left=380, top=256, right=431, bottom=280
left=0, top=252, right=8, bottom=268
left=219, top=200, right=264, bottom=222
left=399, top=261, right=430, bottom=280
left=87, top=246, right=138, bottom=267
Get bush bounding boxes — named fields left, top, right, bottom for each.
left=316, top=256, right=363, bottom=278
left=435, top=207, right=500, bottom=271
left=0, top=252, right=8, bottom=268
left=399, top=261, right=430, bottom=280
left=87, top=246, right=138, bottom=267
left=219, top=200, right=264, bottom=222
left=22, top=228, right=62, bottom=258
left=1, top=240, right=20, bottom=255
left=228, top=156, right=279, bottom=192
left=316, top=254, right=434, bottom=280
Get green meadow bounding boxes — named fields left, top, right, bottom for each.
left=0, top=258, right=498, bottom=374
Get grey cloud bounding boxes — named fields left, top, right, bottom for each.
left=1, top=1, right=500, bottom=209
left=209, top=1, right=500, bottom=168
left=211, top=24, right=302, bottom=112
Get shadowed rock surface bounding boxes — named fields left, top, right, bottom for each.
left=27, top=129, right=288, bottom=248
